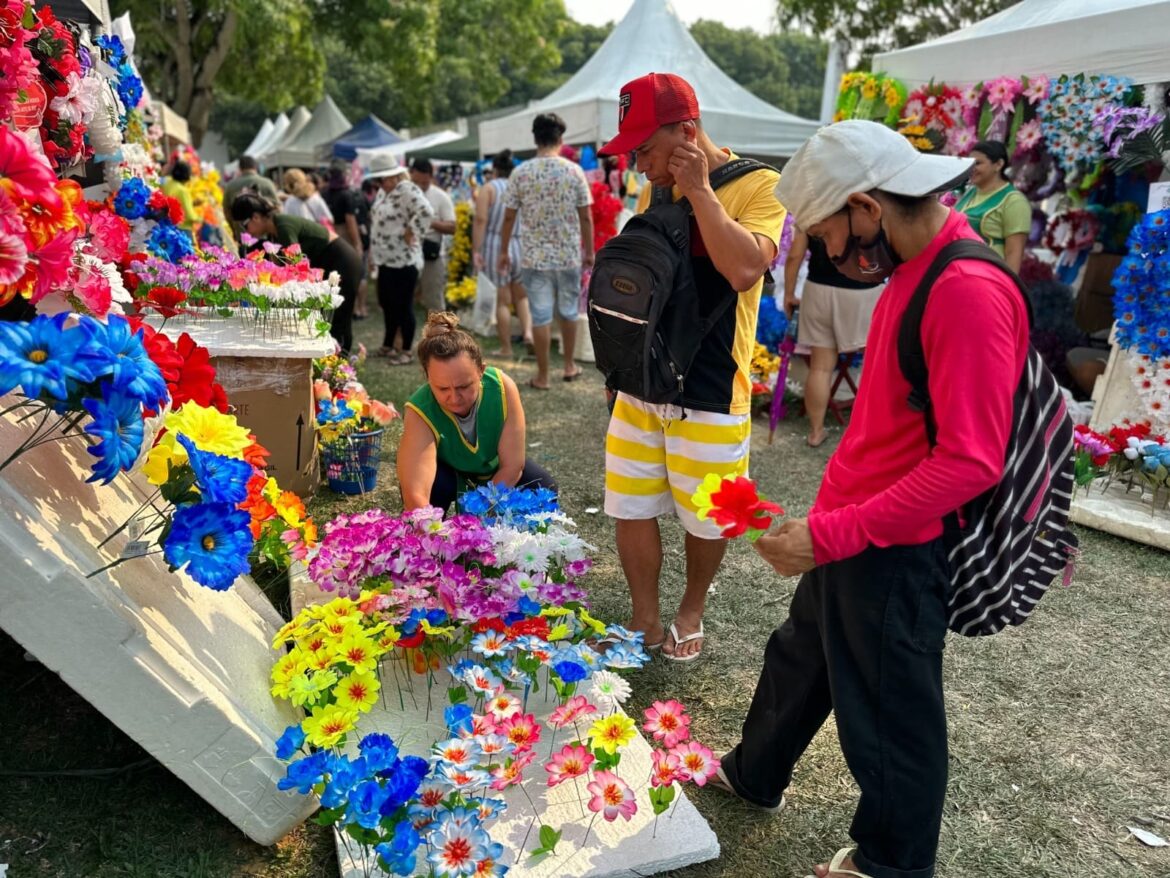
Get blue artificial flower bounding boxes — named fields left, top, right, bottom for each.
left=756, top=294, right=789, bottom=352
left=425, top=608, right=449, bottom=626
left=113, top=177, right=151, bottom=220
left=116, top=64, right=143, bottom=111
left=277, top=750, right=329, bottom=794
left=516, top=595, right=541, bottom=617
left=0, top=314, right=98, bottom=402
left=81, top=316, right=169, bottom=412
left=147, top=222, right=197, bottom=263
left=345, top=779, right=390, bottom=830
left=82, top=384, right=145, bottom=485
left=375, top=820, right=422, bottom=877
left=444, top=704, right=473, bottom=736
left=94, top=34, right=127, bottom=66
left=176, top=434, right=252, bottom=504
left=359, top=732, right=400, bottom=774
left=320, top=754, right=369, bottom=809
left=163, top=502, right=254, bottom=591
left=1112, top=209, right=1170, bottom=361
left=381, top=755, right=429, bottom=813
left=465, top=795, right=506, bottom=819
left=553, top=660, right=587, bottom=684
left=274, top=724, right=306, bottom=760
left=604, top=643, right=651, bottom=670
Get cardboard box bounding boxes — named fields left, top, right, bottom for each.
left=212, top=356, right=320, bottom=497
left=1074, top=252, right=1123, bottom=334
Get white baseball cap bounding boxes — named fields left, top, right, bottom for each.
left=776, top=120, right=973, bottom=231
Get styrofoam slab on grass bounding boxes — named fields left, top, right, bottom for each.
left=0, top=408, right=315, bottom=845
left=1070, top=480, right=1170, bottom=551
left=288, top=566, right=721, bottom=878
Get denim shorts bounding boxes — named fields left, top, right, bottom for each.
left=521, top=267, right=581, bottom=326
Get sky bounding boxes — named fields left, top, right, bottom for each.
left=563, top=0, right=778, bottom=34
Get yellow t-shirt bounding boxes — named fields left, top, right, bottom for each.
left=635, top=153, right=785, bottom=414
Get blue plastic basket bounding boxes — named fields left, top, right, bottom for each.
left=321, top=429, right=384, bottom=494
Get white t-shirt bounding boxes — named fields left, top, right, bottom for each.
left=421, top=184, right=456, bottom=254
left=283, top=193, right=335, bottom=228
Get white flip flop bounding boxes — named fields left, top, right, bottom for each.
left=662, top=621, right=704, bottom=663
left=806, top=847, right=874, bottom=878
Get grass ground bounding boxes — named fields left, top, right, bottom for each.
left=2, top=309, right=1169, bottom=877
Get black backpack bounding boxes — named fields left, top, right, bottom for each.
left=588, top=158, right=772, bottom=403
left=899, top=238, right=1079, bottom=637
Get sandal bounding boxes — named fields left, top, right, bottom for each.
left=662, top=621, right=704, bottom=663
left=707, top=762, right=786, bottom=814
left=563, top=368, right=583, bottom=382
left=390, top=352, right=414, bottom=366
left=806, top=848, right=873, bottom=878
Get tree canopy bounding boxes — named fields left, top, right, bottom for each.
left=774, top=0, right=1017, bottom=60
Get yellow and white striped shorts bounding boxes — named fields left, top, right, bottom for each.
left=604, top=392, right=751, bottom=539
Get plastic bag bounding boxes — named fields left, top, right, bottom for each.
left=468, top=273, right=498, bottom=336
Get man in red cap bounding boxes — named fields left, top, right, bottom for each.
left=598, top=73, right=785, bottom=661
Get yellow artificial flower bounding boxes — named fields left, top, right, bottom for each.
left=577, top=608, right=608, bottom=637
left=142, top=433, right=187, bottom=486
left=374, top=628, right=401, bottom=652
left=335, top=670, right=380, bottom=712
left=420, top=618, right=456, bottom=638
left=165, top=404, right=251, bottom=456
left=302, top=703, right=359, bottom=749
left=287, top=668, right=337, bottom=708
left=334, top=632, right=380, bottom=674
left=540, top=606, right=574, bottom=618
left=272, top=619, right=301, bottom=649
left=690, top=472, right=724, bottom=523
left=861, top=77, right=879, bottom=100
left=547, top=623, right=571, bottom=642
left=587, top=714, right=637, bottom=754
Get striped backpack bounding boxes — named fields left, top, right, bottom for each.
left=898, top=239, right=1078, bottom=637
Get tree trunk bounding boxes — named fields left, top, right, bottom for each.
left=165, top=6, right=239, bottom=148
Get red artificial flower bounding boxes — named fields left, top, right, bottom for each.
left=472, top=617, right=507, bottom=635
left=172, top=332, right=229, bottom=412
left=507, top=615, right=550, bottom=641
left=396, top=630, right=425, bottom=650
left=0, top=124, right=58, bottom=200
left=242, top=435, right=270, bottom=470
left=707, top=476, right=785, bottom=539
left=143, top=285, right=187, bottom=318
left=239, top=473, right=277, bottom=538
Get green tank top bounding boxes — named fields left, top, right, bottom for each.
left=405, top=366, right=507, bottom=481
left=954, top=183, right=1018, bottom=247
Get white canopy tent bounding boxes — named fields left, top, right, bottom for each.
left=478, top=0, right=818, bottom=159
left=874, top=0, right=1170, bottom=87
left=258, top=106, right=311, bottom=166
left=265, top=96, right=351, bottom=168
left=355, top=130, right=463, bottom=166
left=241, top=118, right=274, bottom=158
left=246, top=112, right=289, bottom=161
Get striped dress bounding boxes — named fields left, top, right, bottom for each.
left=481, top=178, right=522, bottom=286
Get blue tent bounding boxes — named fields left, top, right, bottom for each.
left=330, top=114, right=402, bottom=160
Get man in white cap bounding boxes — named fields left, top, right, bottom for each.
left=713, top=120, right=1031, bottom=878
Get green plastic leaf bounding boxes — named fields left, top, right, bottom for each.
left=977, top=102, right=994, bottom=139
left=312, top=806, right=344, bottom=827
left=447, top=685, right=468, bottom=705
left=538, top=824, right=561, bottom=852
left=1007, top=98, right=1025, bottom=155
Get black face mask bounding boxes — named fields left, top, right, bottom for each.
left=830, top=208, right=902, bottom=284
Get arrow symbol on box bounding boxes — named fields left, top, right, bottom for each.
left=295, top=413, right=304, bottom=469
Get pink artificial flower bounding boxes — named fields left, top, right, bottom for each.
left=946, top=126, right=977, bottom=156
left=545, top=743, right=594, bottom=787
left=499, top=712, right=541, bottom=753
left=0, top=125, right=59, bottom=201
left=488, top=750, right=535, bottom=791
left=281, top=528, right=311, bottom=561
left=1015, top=119, right=1044, bottom=155
left=28, top=227, right=78, bottom=302
left=985, top=76, right=1021, bottom=114
left=961, top=86, right=983, bottom=127
left=88, top=210, right=131, bottom=263
left=548, top=695, right=597, bottom=729
left=75, top=264, right=112, bottom=316
left=1022, top=75, right=1050, bottom=105
left=469, top=713, right=496, bottom=737
left=650, top=748, right=682, bottom=788
left=0, top=228, right=29, bottom=286
left=669, top=740, right=718, bottom=786
left=642, top=700, right=691, bottom=748
left=587, top=770, right=637, bottom=822
left=485, top=692, right=520, bottom=722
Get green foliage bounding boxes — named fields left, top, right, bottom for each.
left=775, top=0, right=1016, bottom=59
left=500, top=18, right=615, bottom=108
left=690, top=21, right=826, bottom=119
left=529, top=823, right=562, bottom=857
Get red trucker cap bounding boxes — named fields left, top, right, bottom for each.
left=598, top=73, right=700, bottom=156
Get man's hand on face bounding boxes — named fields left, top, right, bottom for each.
left=667, top=139, right=709, bottom=200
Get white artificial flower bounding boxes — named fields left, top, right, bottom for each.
left=589, top=670, right=631, bottom=711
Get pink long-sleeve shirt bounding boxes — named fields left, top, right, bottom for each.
left=808, top=209, right=1030, bottom=565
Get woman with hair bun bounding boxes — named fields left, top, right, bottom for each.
left=229, top=192, right=361, bottom=353
left=398, top=311, right=556, bottom=511
left=955, top=139, right=1031, bottom=272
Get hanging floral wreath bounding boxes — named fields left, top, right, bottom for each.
left=836, top=72, right=907, bottom=127
left=1042, top=210, right=1100, bottom=255
left=1039, top=74, right=1133, bottom=187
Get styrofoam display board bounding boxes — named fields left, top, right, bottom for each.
left=143, top=311, right=337, bottom=360
left=0, top=405, right=316, bottom=845
left=289, top=570, right=722, bottom=878
left=1070, top=479, right=1170, bottom=551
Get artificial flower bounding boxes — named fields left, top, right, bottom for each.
left=301, top=703, right=359, bottom=749
left=163, top=502, right=253, bottom=590
left=164, top=403, right=250, bottom=456
left=545, top=743, right=594, bottom=787
left=650, top=748, right=682, bottom=788
left=548, top=694, right=596, bottom=729
left=82, top=384, right=145, bottom=484
left=588, top=670, right=631, bottom=711
left=334, top=670, right=380, bottom=712
left=587, top=713, right=636, bottom=755
left=0, top=313, right=97, bottom=401
left=587, top=770, right=637, bottom=822
left=643, top=699, right=691, bottom=748
left=669, top=740, right=718, bottom=786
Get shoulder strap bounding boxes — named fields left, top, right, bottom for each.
left=897, top=238, right=1034, bottom=433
